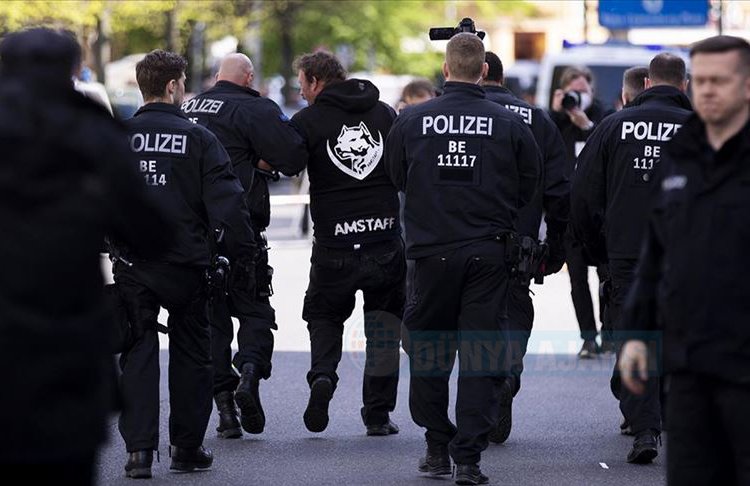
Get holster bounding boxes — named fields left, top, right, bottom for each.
left=506, top=234, right=547, bottom=286
left=255, top=234, right=274, bottom=299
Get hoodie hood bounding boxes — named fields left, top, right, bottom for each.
left=315, top=78, right=380, bottom=113
left=631, top=85, right=692, bottom=111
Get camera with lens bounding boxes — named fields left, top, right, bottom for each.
left=561, top=90, right=592, bottom=111
left=429, top=17, right=486, bottom=40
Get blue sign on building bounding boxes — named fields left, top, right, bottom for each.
left=599, top=0, right=710, bottom=29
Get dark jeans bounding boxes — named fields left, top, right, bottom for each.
left=667, top=373, right=750, bottom=485
left=403, top=238, right=510, bottom=465
left=303, top=238, right=405, bottom=427
left=609, top=258, right=661, bottom=435
left=115, top=262, right=212, bottom=452
left=507, top=282, right=534, bottom=396
left=564, top=230, right=610, bottom=341
left=211, top=241, right=276, bottom=393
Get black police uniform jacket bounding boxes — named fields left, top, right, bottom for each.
left=0, top=81, right=168, bottom=462
left=549, top=98, right=614, bottom=178
left=384, top=82, right=541, bottom=259
left=621, top=116, right=750, bottom=384
left=182, top=80, right=307, bottom=229
left=292, top=79, right=399, bottom=247
left=125, top=102, right=255, bottom=266
left=484, top=85, right=569, bottom=241
left=571, top=86, right=692, bottom=260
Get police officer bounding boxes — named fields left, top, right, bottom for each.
left=183, top=53, right=307, bottom=438
left=550, top=66, right=614, bottom=358
left=619, top=36, right=750, bottom=485
left=292, top=51, right=405, bottom=436
left=481, top=51, right=569, bottom=445
left=115, top=50, right=256, bottom=478
left=0, top=28, right=168, bottom=485
left=385, top=34, right=540, bottom=485
left=621, top=66, right=649, bottom=108
left=572, top=53, right=692, bottom=464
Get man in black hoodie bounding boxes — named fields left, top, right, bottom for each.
left=291, top=51, right=404, bottom=437
left=481, top=51, right=570, bottom=445
left=572, top=52, right=692, bottom=464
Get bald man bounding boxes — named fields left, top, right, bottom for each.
left=183, top=53, right=307, bottom=438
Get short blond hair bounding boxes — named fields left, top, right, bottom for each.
left=446, top=33, right=485, bottom=81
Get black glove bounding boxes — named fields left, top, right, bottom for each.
left=543, top=232, right=566, bottom=276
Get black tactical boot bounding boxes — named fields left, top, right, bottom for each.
left=454, top=464, right=489, bottom=485
left=303, top=375, right=334, bottom=433
left=578, top=338, right=600, bottom=359
left=169, top=445, right=213, bottom=472
left=124, top=450, right=153, bottom=479
left=417, top=443, right=451, bottom=476
left=214, top=390, right=242, bottom=439
left=366, top=419, right=400, bottom=436
left=234, top=363, right=265, bottom=434
left=489, top=378, right=513, bottom=444
left=627, top=429, right=660, bottom=464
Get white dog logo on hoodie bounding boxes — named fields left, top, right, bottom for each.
left=326, top=122, right=383, bottom=180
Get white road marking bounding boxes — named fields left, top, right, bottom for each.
left=599, top=462, right=609, bottom=469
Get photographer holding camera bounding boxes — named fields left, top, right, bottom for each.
left=550, top=66, right=614, bottom=358
left=550, top=66, right=613, bottom=167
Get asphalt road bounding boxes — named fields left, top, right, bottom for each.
left=96, top=352, right=666, bottom=485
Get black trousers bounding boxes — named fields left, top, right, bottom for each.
left=303, top=238, right=404, bottom=427
left=564, top=230, right=610, bottom=341
left=115, top=262, right=212, bottom=452
left=667, top=373, right=750, bottom=485
left=403, top=239, right=510, bottom=465
left=211, top=240, right=276, bottom=393
left=609, top=258, right=661, bottom=435
left=507, top=282, right=534, bottom=397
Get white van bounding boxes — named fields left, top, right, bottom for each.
left=535, top=42, right=690, bottom=111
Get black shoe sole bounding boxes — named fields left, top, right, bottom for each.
left=366, top=426, right=399, bottom=436
left=169, top=461, right=212, bottom=472
left=455, top=475, right=489, bottom=485
left=217, top=426, right=243, bottom=439
left=627, top=447, right=658, bottom=464
left=235, top=389, right=265, bottom=434
left=304, top=379, right=333, bottom=433
left=489, top=384, right=513, bottom=444
left=418, top=464, right=452, bottom=476
left=125, top=467, right=152, bottom=479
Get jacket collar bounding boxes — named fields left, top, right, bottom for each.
left=211, top=80, right=260, bottom=97
left=670, top=113, right=750, bottom=163
left=630, top=85, right=692, bottom=111
left=443, top=81, right=485, bottom=98
left=482, top=85, right=512, bottom=96
left=134, top=102, right=189, bottom=120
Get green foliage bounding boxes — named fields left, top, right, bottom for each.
left=0, top=0, right=539, bottom=79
